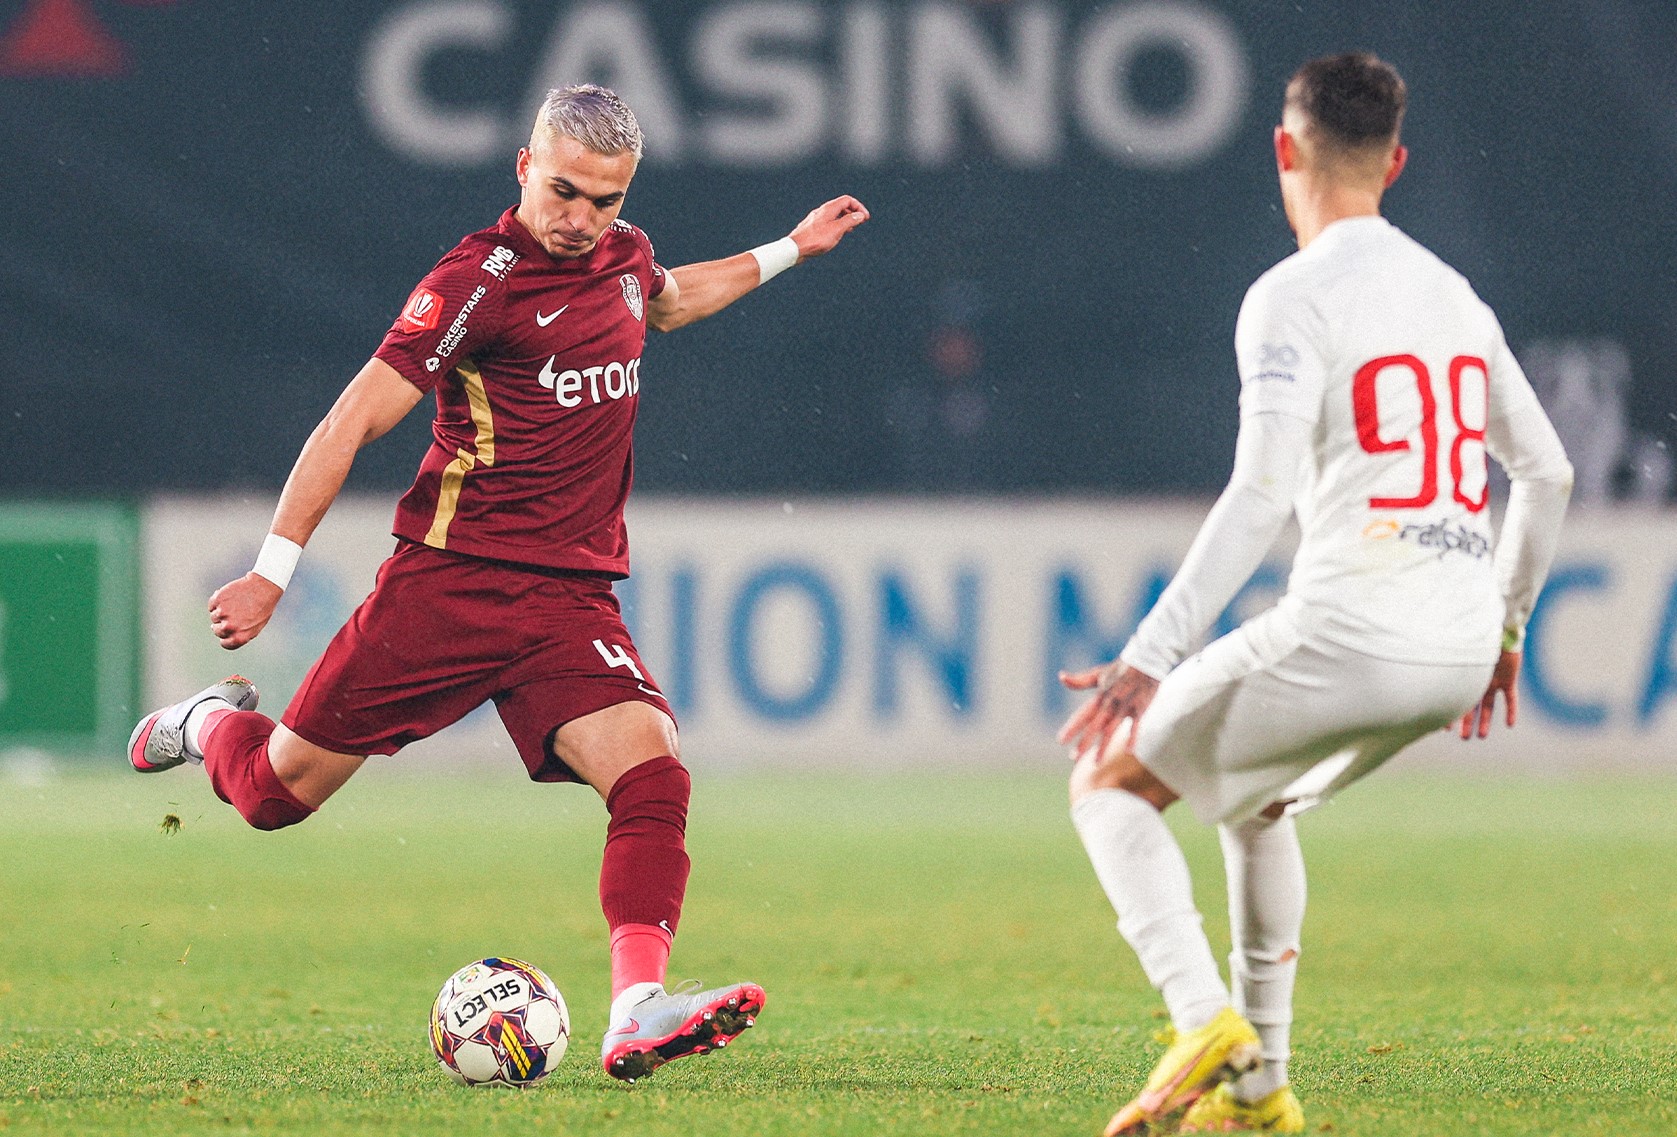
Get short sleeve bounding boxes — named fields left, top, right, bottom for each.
left=630, top=223, right=667, bottom=299
left=1233, top=275, right=1327, bottom=426
left=374, top=245, right=507, bottom=393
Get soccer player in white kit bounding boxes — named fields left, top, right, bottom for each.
left=1056, top=54, right=1573, bottom=1135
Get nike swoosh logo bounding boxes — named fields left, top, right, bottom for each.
left=604, top=1018, right=640, bottom=1038
left=535, top=305, right=568, bottom=327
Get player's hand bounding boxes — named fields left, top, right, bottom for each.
left=1057, top=660, right=1161, bottom=761
left=788, top=195, right=870, bottom=260
left=208, top=573, right=284, bottom=650
left=1458, top=649, right=1520, bottom=740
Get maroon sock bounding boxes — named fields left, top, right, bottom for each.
left=200, top=710, right=314, bottom=831
left=600, top=756, right=691, bottom=939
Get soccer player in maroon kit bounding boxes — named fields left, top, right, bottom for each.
left=128, top=84, right=869, bottom=1082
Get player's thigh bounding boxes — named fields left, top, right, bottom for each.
left=1135, top=607, right=1305, bottom=771
left=283, top=542, right=520, bottom=760
left=1284, top=657, right=1491, bottom=806
left=267, top=724, right=367, bottom=809
left=494, top=572, right=677, bottom=794
left=1134, top=609, right=1374, bottom=821
left=550, top=700, right=680, bottom=798
left=1147, top=631, right=1491, bottom=822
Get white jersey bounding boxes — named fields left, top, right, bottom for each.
left=1124, top=215, right=1571, bottom=676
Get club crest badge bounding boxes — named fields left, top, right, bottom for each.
left=620, top=274, right=644, bottom=321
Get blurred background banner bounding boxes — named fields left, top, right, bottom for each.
left=142, top=496, right=1677, bottom=772
left=4, top=0, right=1675, bottom=500
left=0, top=502, right=138, bottom=758
left=6, top=2, right=1677, bottom=770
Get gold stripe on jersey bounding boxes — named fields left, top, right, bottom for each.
left=424, top=361, right=496, bottom=549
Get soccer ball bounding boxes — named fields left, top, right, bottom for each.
left=429, top=957, right=569, bottom=1087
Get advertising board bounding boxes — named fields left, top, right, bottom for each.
left=142, top=497, right=1676, bottom=774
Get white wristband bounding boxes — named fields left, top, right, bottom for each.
left=252, top=534, right=304, bottom=591
left=749, top=236, right=800, bottom=284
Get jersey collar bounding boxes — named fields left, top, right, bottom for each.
left=498, top=205, right=616, bottom=269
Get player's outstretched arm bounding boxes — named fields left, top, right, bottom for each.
left=646, top=195, right=870, bottom=333
left=208, top=358, right=423, bottom=650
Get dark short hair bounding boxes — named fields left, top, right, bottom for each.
left=1285, top=53, right=1406, bottom=149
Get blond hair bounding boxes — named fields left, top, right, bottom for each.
left=531, top=84, right=644, bottom=163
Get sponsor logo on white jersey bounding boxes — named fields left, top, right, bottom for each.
left=620, top=274, right=643, bottom=321
left=537, top=356, right=642, bottom=408
left=480, top=245, right=519, bottom=280
left=1249, top=342, right=1299, bottom=383
left=1363, top=516, right=1491, bottom=559
left=1398, top=519, right=1491, bottom=560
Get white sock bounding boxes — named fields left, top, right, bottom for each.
left=608, top=980, right=664, bottom=1025
left=1219, top=813, right=1306, bottom=1101
left=1072, top=788, right=1229, bottom=1032
left=182, top=697, right=237, bottom=759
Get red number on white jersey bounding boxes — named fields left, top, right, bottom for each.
left=1352, top=353, right=1488, bottom=513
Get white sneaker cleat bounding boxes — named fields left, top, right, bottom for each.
left=601, top=979, right=765, bottom=1082
left=128, top=676, right=259, bottom=773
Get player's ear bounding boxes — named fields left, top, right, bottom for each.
left=1274, top=126, right=1299, bottom=173
left=516, top=147, right=532, bottom=187
left=1383, top=144, right=1408, bottom=188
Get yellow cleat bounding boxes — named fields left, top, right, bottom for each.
left=1179, top=1083, right=1306, bottom=1133
left=1103, top=1007, right=1262, bottom=1136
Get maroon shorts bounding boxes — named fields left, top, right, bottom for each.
left=282, top=541, right=669, bottom=782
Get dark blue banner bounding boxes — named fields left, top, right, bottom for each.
left=4, top=1, right=1674, bottom=495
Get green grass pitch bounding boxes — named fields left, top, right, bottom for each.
left=2, top=766, right=1673, bottom=1135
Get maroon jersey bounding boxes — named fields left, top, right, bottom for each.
left=374, top=206, right=667, bottom=576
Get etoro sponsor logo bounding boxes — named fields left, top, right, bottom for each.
left=537, top=356, right=642, bottom=407
left=398, top=287, right=444, bottom=333
left=435, top=284, right=488, bottom=359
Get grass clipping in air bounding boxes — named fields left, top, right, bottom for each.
left=1, top=770, right=1673, bottom=1136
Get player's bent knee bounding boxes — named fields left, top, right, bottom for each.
left=554, top=700, right=682, bottom=798
left=1069, top=747, right=1176, bottom=811
left=243, top=796, right=313, bottom=831
left=605, top=755, right=691, bottom=821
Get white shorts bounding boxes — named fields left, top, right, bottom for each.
left=1134, top=604, right=1494, bottom=825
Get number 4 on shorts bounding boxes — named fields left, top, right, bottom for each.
left=593, top=639, right=645, bottom=681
